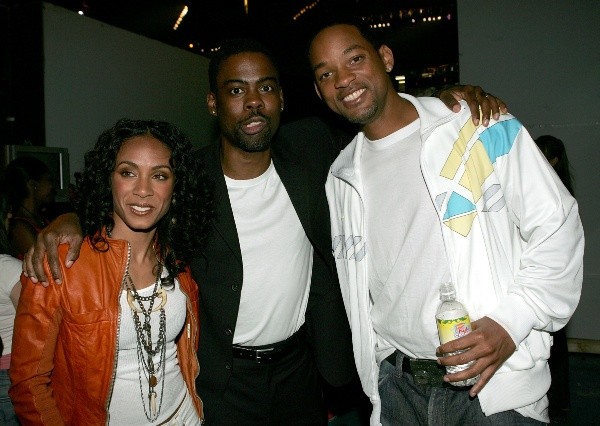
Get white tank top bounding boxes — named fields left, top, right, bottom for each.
left=110, top=272, right=188, bottom=424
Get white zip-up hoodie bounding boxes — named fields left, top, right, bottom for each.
left=326, top=94, right=584, bottom=425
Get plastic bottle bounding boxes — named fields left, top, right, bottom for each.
left=435, top=281, right=479, bottom=386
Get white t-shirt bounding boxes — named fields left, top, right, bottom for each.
left=109, top=272, right=188, bottom=424
left=0, top=254, right=22, bottom=357
left=361, top=119, right=451, bottom=359
left=226, top=161, right=312, bottom=346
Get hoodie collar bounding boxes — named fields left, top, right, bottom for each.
left=331, top=93, right=461, bottom=180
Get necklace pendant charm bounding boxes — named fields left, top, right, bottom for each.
left=126, top=289, right=142, bottom=313
left=150, top=391, right=157, bottom=416
left=126, top=260, right=166, bottom=421
left=152, top=287, right=168, bottom=312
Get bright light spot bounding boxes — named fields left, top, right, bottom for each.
left=78, top=10, right=84, bottom=15
left=173, top=5, right=189, bottom=30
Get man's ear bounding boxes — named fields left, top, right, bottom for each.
left=207, top=92, right=217, bottom=116
left=378, top=44, right=394, bottom=73
left=313, top=82, right=323, bottom=101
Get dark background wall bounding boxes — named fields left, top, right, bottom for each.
left=39, top=2, right=214, bottom=176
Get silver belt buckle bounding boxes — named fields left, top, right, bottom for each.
left=255, top=347, right=275, bottom=363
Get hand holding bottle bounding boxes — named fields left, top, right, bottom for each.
left=437, top=316, right=516, bottom=397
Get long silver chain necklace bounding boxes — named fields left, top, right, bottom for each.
left=125, top=261, right=168, bottom=422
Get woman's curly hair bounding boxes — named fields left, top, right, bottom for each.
left=74, top=118, right=213, bottom=284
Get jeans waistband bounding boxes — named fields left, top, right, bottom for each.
left=385, top=350, right=448, bottom=387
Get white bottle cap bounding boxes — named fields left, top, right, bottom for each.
left=439, top=281, right=456, bottom=301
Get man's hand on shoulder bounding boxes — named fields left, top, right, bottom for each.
left=23, top=212, right=84, bottom=287
left=437, top=85, right=508, bottom=127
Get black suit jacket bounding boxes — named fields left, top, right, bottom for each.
left=191, top=117, right=355, bottom=405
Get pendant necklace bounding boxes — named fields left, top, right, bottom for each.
left=125, top=259, right=168, bottom=422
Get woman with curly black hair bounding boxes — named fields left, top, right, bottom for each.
left=10, top=119, right=212, bottom=425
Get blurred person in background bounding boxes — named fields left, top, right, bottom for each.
left=0, top=184, right=22, bottom=425
left=535, top=135, right=574, bottom=196
left=5, top=157, right=55, bottom=258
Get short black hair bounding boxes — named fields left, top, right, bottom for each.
left=306, top=15, right=383, bottom=60
left=208, top=38, right=280, bottom=93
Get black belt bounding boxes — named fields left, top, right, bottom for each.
left=385, top=351, right=447, bottom=387
left=232, top=328, right=303, bottom=364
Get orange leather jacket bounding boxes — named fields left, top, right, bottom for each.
left=9, top=237, right=203, bottom=425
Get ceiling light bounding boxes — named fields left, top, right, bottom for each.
left=173, top=5, right=189, bottom=30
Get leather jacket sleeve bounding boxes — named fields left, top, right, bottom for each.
left=10, top=272, right=66, bottom=426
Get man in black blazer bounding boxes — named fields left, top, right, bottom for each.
left=194, top=39, right=355, bottom=424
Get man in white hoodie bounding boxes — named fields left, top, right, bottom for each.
left=309, top=20, right=584, bottom=426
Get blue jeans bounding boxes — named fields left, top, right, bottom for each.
left=0, top=369, right=19, bottom=425
left=378, top=353, right=546, bottom=425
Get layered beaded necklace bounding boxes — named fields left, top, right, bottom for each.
left=123, top=250, right=168, bottom=422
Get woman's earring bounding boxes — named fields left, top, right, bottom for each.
left=171, top=198, right=177, bottom=224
